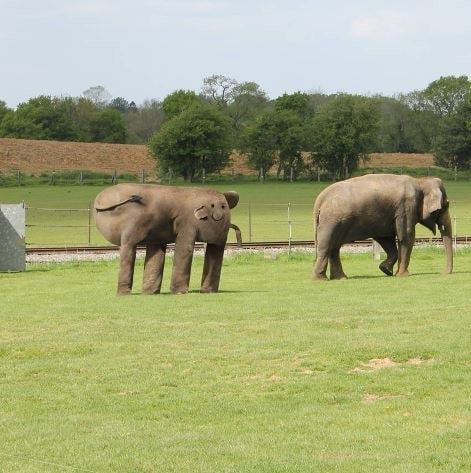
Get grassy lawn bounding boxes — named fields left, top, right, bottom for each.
left=1, top=180, right=471, bottom=246
left=1, top=249, right=470, bottom=472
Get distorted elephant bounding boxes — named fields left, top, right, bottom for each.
left=312, top=174, right=453, bottom=280
left=94, top=184, right=241, bottom=295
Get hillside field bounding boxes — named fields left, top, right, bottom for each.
left=0, top=138, right=435, bottom=176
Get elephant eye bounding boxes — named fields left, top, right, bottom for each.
left=221, top=205, right=225, bottom=209
left=211, top=204, right=215, bottom=208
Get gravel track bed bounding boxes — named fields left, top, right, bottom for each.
left=25, top=245, right=393, bottom=264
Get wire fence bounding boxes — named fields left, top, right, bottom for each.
left=0, top=168, right=152, bottom=187
left=23, top=203, right=471, bottom=249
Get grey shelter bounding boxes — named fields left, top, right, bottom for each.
left=0, top=203, right=26, bottom=272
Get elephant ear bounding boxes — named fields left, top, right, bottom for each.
left=224, top=191, right=239, bottom=209
left=422, top=186, right=443, bottom=220
left=194, top=205, right=209, bottom=220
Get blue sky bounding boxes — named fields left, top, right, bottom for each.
left=1, top=0, right=470, bottom=107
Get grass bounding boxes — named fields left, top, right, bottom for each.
left=1, top=249, right=471, bottom=472
left=1, top=180, right=471, bottom=246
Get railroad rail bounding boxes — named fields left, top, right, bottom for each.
left=26, top=237, right=471, bottom=255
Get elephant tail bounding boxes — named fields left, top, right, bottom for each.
left=314, top=208, right=321, bottom=259
left=95, top=194, right=143, bottom=212
left=230, top=223, right=242, bottom=247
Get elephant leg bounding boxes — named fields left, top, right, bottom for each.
left=312, top=243, right=329, bottom=280
left=170, top=234, right=195, bottom=294
left=201, top=243, right=225, bottom=293
left=118, top=242, right=137, bottom=295
left=142, top=243, right=166, bottom=294
left=329, top=247, right=347, bottom=280
left=396, top=225, right=415, bottom=277
left=376, top=237, right=398, bottom=276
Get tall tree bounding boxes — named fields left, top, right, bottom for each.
left=124, top=99, right=164, bottom=144
left=241, top=111, right=279, bottom=180
left=109, top=97, right=131, bottom=113
left=162, top=90, right=203, bottom=120
left=0, top=96, right=77, bottom=141
left=0, top=100, right=11, bottom=124
left=82, top=85, right=112, bottom=107
left=90, top=108, right=127, bottom=143
left=311, top=95, right=379, bottom=180
left=273, top=92, right=315, bottom=179
left=201, top=75, right=238, bottom=108
left=422, top=75, right=471, bottom=117
left=275, top=91, right=314, bottom=120
left=227, top=81, right=269, bottom=148
left=434, top=93, right=471, bottom=170
left=149, top=103, right=231, bottom=182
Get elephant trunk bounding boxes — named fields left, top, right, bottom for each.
left=230, top=224, right=242, bottom=247
left=439, top=209, right=453, bottom=274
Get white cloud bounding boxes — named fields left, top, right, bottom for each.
left=351, top=10, right=416, bottom=40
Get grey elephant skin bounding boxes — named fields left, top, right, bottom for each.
left=313, top=174, right=453, bottom=280
left=94, top=184, right=240, bottom=295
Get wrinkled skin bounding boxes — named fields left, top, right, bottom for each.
left=94, top=184, right=240, bottom=295
left=313, top=174, right=453, bottom=280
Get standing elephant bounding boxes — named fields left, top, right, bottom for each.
left=313, top=174, right=453, bottom=280
left=94, top=184, right=241, bottom=295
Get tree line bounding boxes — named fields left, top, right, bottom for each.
left=1, top=75, right=470, bottom=181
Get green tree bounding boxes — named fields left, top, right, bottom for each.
left=273, top=92, right=315, bottom=179
left=201, top=74, right=238, bottom=108
left=109, top=97, right=131, bottom=113
left=0, top=96, right=77, bottom=140
left=149, top=103, right=231, bottom=182
left=161, top=90, right=203, bottom=120
left=241, top=111, right=279, bottom=180
left=124, top=99, right=164, bottom=144
left=227, top=81, right=269, bottom=149
left=423, top=75, right=471, bottom=117
left=434, top=94, right=471, bottom=170
left=275, top=91, right=314, bottom=120
left=0, top=100, right=11, bottom=124
left=90, top=108, right=127, bottom=143
left=311, top=95, right=379, bottom=180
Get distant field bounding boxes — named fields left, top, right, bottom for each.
left=0, top=138, right=435, bottom=177
left=1, top=181, right=471, bottom=246
left=1, top=250, right=470, bottom=472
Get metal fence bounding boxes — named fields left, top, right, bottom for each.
left=22, top=203, right=471, bottom=248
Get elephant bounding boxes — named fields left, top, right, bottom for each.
left=312, top=174, right=453, bottom=280
left=94, top=184, right=241, bottom=295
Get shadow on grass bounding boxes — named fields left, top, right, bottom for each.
left=127, top=289, right=268, bottom=296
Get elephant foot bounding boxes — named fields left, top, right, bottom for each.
left=117, top=288, right=132, bottom=296
left=142, top=289, right=161, bottom=295
left=379, top=262, right=394, bottom=276
left=312, top=273, right=329, bottom=281
left=170, top=286, right=189, bottom=295
left=396, top=270, right=410, bottom=277
left=200, top=287, right=218, bottom=294
left=330, top=274, right=348, bottom=280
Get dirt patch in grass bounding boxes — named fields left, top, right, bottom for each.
left=350, top=357, right=398, bottom=373
left=351, top=357, right=433, bottom=373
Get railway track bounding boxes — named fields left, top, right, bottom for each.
left=26, top=237, right=471, bottom=255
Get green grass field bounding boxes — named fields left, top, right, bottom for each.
left=1, top=180, right=471, bottom=246
left=1, top=249, right=470, bottom=472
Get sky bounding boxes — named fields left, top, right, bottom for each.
left=1, top=0, right=471, bottom=108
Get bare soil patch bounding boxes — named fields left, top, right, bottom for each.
left=351, top=357, right=433, bottom=373
left=0, top=138, right=435, bottom=176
